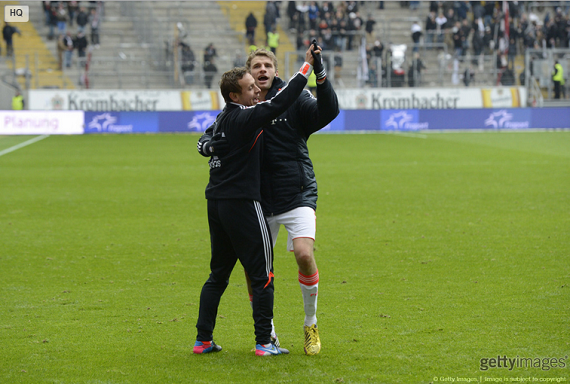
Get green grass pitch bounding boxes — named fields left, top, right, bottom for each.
left=1, top=132, right=568, bottom=384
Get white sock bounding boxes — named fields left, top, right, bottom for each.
left=298, top=270, right=319, bottom=327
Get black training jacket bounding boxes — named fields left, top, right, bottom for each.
left=200, top=76, right=339, bottom=215
left=204, top=69, right=310, bottom=201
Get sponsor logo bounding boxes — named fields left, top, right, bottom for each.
left=209, top=158, right=221, bottom=169
left=51, top=95, right=64, bottom=110
left=484, top=110, right=529, bottom=129
left=384, top=110, right=428, bottom=131
left=300, top=63, right=311, bottom=76
left=68, top=93, right=160, bottom=111
left=87, top=113, right=133, bottom=133
left=187, top=112, right=216, bottom=132
left=356, top=93, right=368, bottom=109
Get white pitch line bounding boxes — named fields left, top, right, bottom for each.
left=0, top=135, right=50, bottom=157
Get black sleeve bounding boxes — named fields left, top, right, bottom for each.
left=230, top=67, right=311, bottom=141
left=297, top=78, right=340, bottom=137
left=197, top=123, right=215, bottom=157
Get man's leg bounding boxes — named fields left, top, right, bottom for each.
left=219, top=200, right=283, bottom=352
left=293, top=238, right=321, bottom=356
left=195, top=199, right=237, bottom=352
left=280, top=207, right=321, bottom=355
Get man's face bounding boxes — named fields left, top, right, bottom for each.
left=233, top=73, right=261, bottom=106
left=249, top=56, right=277, bottom=92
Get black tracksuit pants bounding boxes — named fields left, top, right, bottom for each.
left=196, top=199, right=274, bottom=345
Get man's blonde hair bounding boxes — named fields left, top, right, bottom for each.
left=245, top=48, right=278, bottom=71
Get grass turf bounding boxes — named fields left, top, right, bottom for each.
left=0, top=132, right=568, bottom=383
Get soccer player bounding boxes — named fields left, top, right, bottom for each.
left=194, top=48, right=316, bottom=356
left=198, top=43, right=339, bottom=355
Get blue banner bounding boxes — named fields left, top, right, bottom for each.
left=81, top=108, right=570, bottom=134
left=158, top=111, right=220, bottom=133
left=84, top=111, right=159, bottom=133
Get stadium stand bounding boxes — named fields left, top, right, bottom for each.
left=1, top=0, right=568, bottom=102
left=0, top=0, right=74, bottom=90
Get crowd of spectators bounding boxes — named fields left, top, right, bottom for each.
left=421, top=2, right=570, bottom=65
left=42, top=1, right=104, bottom=69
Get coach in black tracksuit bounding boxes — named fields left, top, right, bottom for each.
left=195, top=57, right=314, bottom=350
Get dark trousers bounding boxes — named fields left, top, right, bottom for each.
left=196, top=199, right=274, bottom=345
left=554, top=81, right=561, bottom=99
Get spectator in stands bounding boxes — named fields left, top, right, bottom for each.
left=456, top=1, right=470, bottom=21
left=321, top=27, right=334, bottom=50
left=483, top=26, right=494, bottom=54
left=203, top=42, right=217, bottom=63
left=57, top=33, right=65, bottom=70
left=296, top=1, right=309, bottom=34
left=346, top=1, right=358, bottom=14
left=267, top=26, right=280, bottom=54
left=287, top=1, right=298, bottom=31
left=452, top=21, right=464, bottom=58
left=56, top=3, right=69, bottom=34
left=43, top=1, right=51, bottom=26
left=372, top=39, right=384, bottom=59
left=47, top=3, right=58, bottom=40
left=411, top=20, right=423, bottom=52
left=12, top=90, right=24, bottom=110
left=76, top=7, right=89, bottom=34
left=444, top=8, right=458, bottom=50
left=308, top=1, right=320, bottom=30
left=89, top=8, right=100, bottom=47
left=180, top=42, right=196, bottom=71
left=460, top=18, right=472, bottom=53
left=2, top=22, right=21, bottom=57
left=321, top=1, right=334, bottom=15
left=471, top=19, right=484, bottom=62
left=245, top=12, right=258, bottom=43
left=429, top=1, right=439, bottom=14
left=333, top=46, right=343, bottom=86
left=435, top=11, right=447, bottom=45
left=347, top=12, right=362, bottom=51
left=74, top=31, right=88, bottom=67
left=264, top=1, right=279, bottom=43
left=463, top=65, right=474, bottom=86
left=367, top=60, right=379, bottom=87
left=425, top=12, right=437, bottom=48
left=365, top=13, right=376, bottom=45
left=408, top=52, right=426, bottom=87
left=233, top=49, right=245, bottom=68
left=507, top=37, right=517, bottom=69
left=203, top=58, right=218, bottom=89
left=248, top=37, right=258, bottom=53
left=67, top=1, right=78, bottom=28
left=63, top=31, right=74, bottom=68
left=552, top=60, right=564, bottom=99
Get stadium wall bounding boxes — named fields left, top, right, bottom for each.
left=28, top=87, right=526, bottom=111
left=1, top=108, right=569, bottom=135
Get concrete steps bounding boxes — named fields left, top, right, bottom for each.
left=2, top=0, right=75, bottom=89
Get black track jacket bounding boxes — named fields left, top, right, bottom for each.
left=200, top=75, right=339, bottom=215
left=205, top=68, right=311, bottom=202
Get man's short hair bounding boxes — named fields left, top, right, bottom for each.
left=220, top=67, right=248, bottom=103
left=245, top=48, right=278, bottom=71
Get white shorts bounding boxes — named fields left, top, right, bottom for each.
left=266, top=207, right=316, bottom=252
